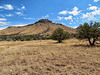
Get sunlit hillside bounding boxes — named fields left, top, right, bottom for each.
left=0, top=19, right=76, bottom=36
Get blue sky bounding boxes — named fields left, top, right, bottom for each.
left=0, top=0, right=100, bottom=30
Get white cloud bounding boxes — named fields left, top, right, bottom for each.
left=0, top=27, right=6, bottom=30
left=45, top=15, right=49, bottom=18
left=58, top=7, right=81, bottom=16
left=89, top=4, right=91, bottom=6
left=0, top=22, right=7, bottom=25
left=17, top=5, right=26, bottom=10
left=64, top=15, right=72, bottom=20
left=13, top=24, right=27, bottom=27
left=73, top=26, right=78, bottom=29
left=61, top=23, right=66, bottom=25
left=69, top=7, right=81, bottom=16
left=83, top=13, right=91, bottom=18
left=0, top=4, right=14, bottom=10
left=93, top=0, right=100, bottom=2
left=15, top=12, right=21, bottom=15
left=24, top=17, right=34, bottom=20
left=0, top=4, right=13, bottom=10
left=82, top=13, right=95, bottom=20
left=57, top=16, right=63, bottom=20
left=21, top=6, right=25, bottom=10
left=0, top=22, right=9, bottom=26
left=87, top=6, right=97, bottom=10
left=15, top=12, right=23, bottom=16
left=83, top=5, right=100, bottom=20
left=69, top=22, right=72, bottom=24
left=4, top=4, right=13, bottom=10
left=6, top=14, right=13, bottom=17
left=82, top=7, right=100, bottom=20
left=0, top=6, right=3, bottom=9
left=0, top=18, right=10, bottom=26
left=92, top=8, right=100, bottom=15
left=57, top=16, right=73, bottom=22
left=58, top=10, right=67, bottom=15
left=42, top=15, right=49, bottom=19
left=15, top=5, right=26, bottom=16
left=0, top=18, right=7, bottom=21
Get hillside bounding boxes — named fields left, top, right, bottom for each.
left=0, top=19, right=76, bottom=36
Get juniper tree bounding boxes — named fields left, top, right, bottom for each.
left=51, top=28, right=70, bottom=43
left=77, top=22, right=100, bottom=46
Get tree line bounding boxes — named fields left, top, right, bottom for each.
left=0, top=34, right=48, bottom=41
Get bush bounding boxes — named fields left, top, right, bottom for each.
left=51, top=28, right=70, bottom=43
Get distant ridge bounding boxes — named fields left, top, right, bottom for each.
left=0, top=19, right=76, bottom=36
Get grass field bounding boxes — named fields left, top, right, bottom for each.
left=0, top=39, right=100, bottom=75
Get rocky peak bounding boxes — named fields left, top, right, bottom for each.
left=35, top=19, right=52, bottom=24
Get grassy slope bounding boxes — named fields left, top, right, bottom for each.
left=0, top=23, right=76, bottom=36
left=0, top=39, right=100, bottom=75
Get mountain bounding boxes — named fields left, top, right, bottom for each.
left=0, top=19, right=76, bottom=36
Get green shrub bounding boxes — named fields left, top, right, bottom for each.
left=51, top=28, right=70, bottom=43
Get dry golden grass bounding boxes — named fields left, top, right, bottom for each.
left=0, top=39, right=100, bottom=75
left=0, top=22, right=76, bottom=35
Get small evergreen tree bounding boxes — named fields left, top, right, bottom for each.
left=51, top=28, right=70, bottom=43
left=77, top=22, right=100, bottom=46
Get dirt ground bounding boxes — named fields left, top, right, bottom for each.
left=0, top=39, right=100, bottom=75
